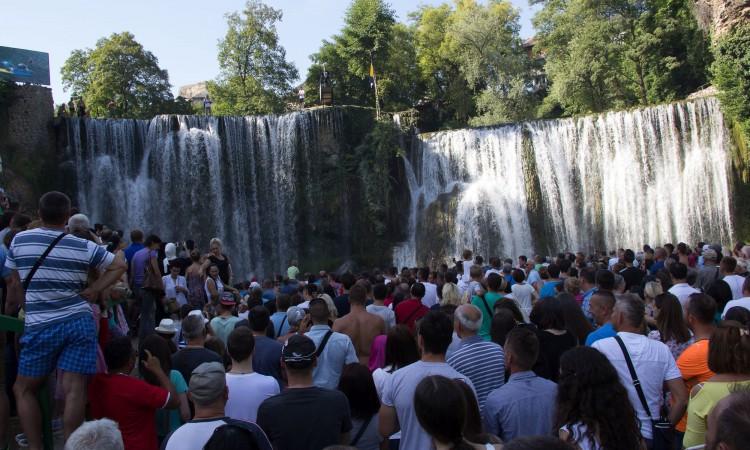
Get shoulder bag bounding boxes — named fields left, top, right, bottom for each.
left=614, top=335, right=674, bottom=450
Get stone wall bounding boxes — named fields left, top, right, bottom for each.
left=0, top=84, right=57, bottom=208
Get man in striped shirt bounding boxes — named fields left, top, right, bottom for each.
left=4, top=192, right=126, bottom=450
left=447, top=304, right=505, bottom=411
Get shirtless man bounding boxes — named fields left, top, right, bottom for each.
left=333, top=282, right=385, bottom=365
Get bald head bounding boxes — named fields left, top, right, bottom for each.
left=455, top=304, right=482, bottom=337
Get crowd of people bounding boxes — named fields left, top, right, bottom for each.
left=0, top=191, right=749, bottom=450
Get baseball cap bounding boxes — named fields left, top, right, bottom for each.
left=189, top=362, right=226, bottom=405
left=286, top=306, right=305, bottom=326
left=282, top=335, right=316, bottom=369
left=220, top=292, right=236, bottom=306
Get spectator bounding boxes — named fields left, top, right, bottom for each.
left=683, top=321, right=750, bottom=448
left=584, top=291, right=617, bottom=346
left=648, top=293, right=693, bottom=360
left=379, top=311, right=475, bottom=449
left=333, top=283, right=385, bottom=365
left=203, top=424, right=264, bottom=450
left=139, top=335, right=190, bottom=442
left=721, top=256, right=746, bottom=299
left=366, top=283, right=396, bottom=330
left=64, top=419, right=124, bottom=450
left=247, top=306, right=284, bottom=383
left=592, top=294, right=688, bottom=446
left=484, top=327, right=557, bottom=442
left=337, top=364, right=384, bottom=450
left=530, top=297, right=576, bottom=382
left=675, top=293, right=717, bottom=447
left=270, top=294, right=291, bottom=339
left=4, top=191, right=125, bottom=447
left=557, top=293, right=593, bottom=345
left=704, top=390, right=750, bottom=450
left=372, top=325, right=420, bottom=399
left=171, top=314, right=222, bottom=384
left=225, top=327, right=279, bottom=423
left=257, top=335, right=353, bottom=449
left=555, top=347, right=643, bottom=449
left=306, top=298, right=358, bottom=389
left=163, top=362, right=271, bottom=450
left=447, top=304, right=505, bottom=410
left=395, top=282, right=429, bottom=333
left=89, top=336, right=179, bottom=450
left=721, top=277, right=750, bottom=318
left=414, top=376, right=501, bottom=450
left=209, top=294, right=241, bottom=344
left=668, top=262, right=700, bottom=309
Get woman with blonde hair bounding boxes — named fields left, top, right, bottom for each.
left=442, top=282, right=461, bottom=307
left=205, top=237, right=232, bottom=285
left=643, top=280, right=663, bottom=328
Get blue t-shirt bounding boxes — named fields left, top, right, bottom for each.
left=585, top=322, right=617, bottom=346
left=539, top=281, right=561, bottom=298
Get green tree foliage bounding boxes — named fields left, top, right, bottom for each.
left=210, top=0, right=298, bottom=115
left=413, top=4, right=475, bottom=127
left=305, top=0, right=397, bottom=108
left=712, top=24, right=750, bottom=142
left=61, top=32, right=175, bottom=118
left=534, top=0, right=710, bottom=115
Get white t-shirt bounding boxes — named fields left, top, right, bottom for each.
left=366, top=304, right=396, bottom=330
left=723, top=274, right=746, bottom=300
left=511, top=282, right=535, bottom=321
left=668, top=283, right=700, bottom=311
left=381, top=361, right=474, bottom=450
left=421, top=282, right=438, bottom=308
left=372, top=366, right=401, bottom=440
left=225, top=372, right=280, bottom=422
left=163, top=275, right=188, bottom=306
left=164, top=418, right=270, bottom=450
left=592, top=332, right=681, bottom=439
left=722, top=296, right=750, bottom=318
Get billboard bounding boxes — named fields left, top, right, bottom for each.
left=0, top=46, right=50, bottom=86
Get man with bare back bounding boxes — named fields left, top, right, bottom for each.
left=333, top=282, right=385, bottom=365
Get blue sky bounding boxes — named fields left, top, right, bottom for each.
left=2, top=0, right=538, bottom=104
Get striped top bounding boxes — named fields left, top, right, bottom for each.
left=5, top=228, right=115, bottom=330
left=447, top=335, right=505, bottom=411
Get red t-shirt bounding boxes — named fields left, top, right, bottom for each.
left=88, top=373, right=169, bottom=450
left=395, top=298, right=428, bottom=332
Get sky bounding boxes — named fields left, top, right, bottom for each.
left=1, top=0, right=539, bottom=104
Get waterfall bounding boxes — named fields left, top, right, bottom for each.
left=67, top=109, right=343, bottom=279
left=395, top=97, right=734, bottom=264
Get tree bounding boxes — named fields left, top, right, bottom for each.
left=61, top=32, right=175, bottom=118
left=534, top=0, right=710, bottom=115
left=210, top=0, right=298, bottom=115
left=413, top=3, right=475, bottom=127
left=712, top=23, right=750, bottom=159
left=305, top=0, right=399, bottom=109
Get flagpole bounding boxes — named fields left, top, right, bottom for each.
left=370, top=52, right=380, bottom=120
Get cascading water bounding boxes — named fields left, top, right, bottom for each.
left=67, top=109, right=344, bottom=279
left=394, top=97, right=734, bottom=266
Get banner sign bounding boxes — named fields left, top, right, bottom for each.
left=0, top=46, right=50, bottom=86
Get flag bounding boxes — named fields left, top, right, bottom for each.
left=369, top=63, right=375, bottom=89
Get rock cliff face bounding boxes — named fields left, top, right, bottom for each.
left=694, top=0, right=750, bottom=36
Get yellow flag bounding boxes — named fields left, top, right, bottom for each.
left=369, top=63, right=375, bottom=78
